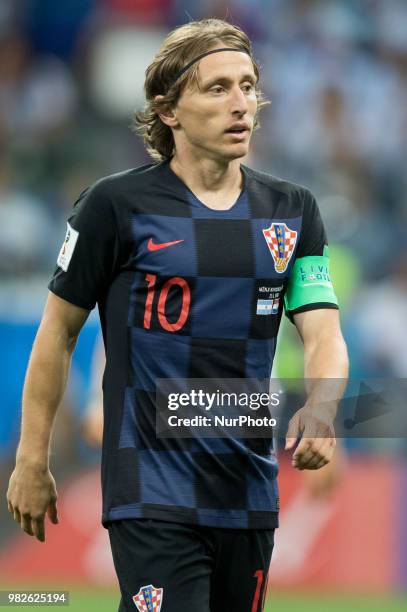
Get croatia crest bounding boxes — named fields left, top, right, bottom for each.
left=262, top=223, right=297, bottom=273
left=132, top=584, right=163, bottom=611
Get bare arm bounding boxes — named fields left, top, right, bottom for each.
left=81, top=333, right=105, bottom=447
left=285, top=309, right=349, bottom=470
left=7, top=291, right=90, bottom=541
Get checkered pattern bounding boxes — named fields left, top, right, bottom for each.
left=48, top=159, right=328, bottom=530
left=132, top=585, right=163, bottom=612
left=263, top=223, right=297, bottom=273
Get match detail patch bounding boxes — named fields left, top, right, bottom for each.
left=57, top=222, right=79, bottom=272
left=256, top=298, right=280, bottom=315
left=256, top=284, right=283, bottom=316
left=132, top=584, right=163, bottom=611
left=262, top=223, right=297, bottom=273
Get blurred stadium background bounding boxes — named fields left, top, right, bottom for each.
left=1, top=0, right=407, bottom=610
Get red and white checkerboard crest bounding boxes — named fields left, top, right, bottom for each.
left=262, top=222, right=297, bottom=273
left=132, top=584, right=163, bottom=611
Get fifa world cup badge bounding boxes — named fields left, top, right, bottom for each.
left=57, top=222, right=79, bottom=272
left=132, top=584, right=163, bottom=611
left=262, top=222, right=297, bottom=273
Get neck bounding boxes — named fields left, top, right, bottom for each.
left=169, top=151, right=244, bottom=195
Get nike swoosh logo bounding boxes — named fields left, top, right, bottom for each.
left=147, top=238, right=184, bottom=252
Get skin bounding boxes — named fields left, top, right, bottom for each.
left=286, top=309, right=348, bottom=470
left=7, top=293, right=89, bottom=541
left=6, top=46, right=349, bottom=542
left=157, top=45, right=349, bottom=464
left=81, top=335, right=105, bottom=447
left=155, top=44, right=258, bottom=209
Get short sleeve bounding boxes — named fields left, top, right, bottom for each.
left=284, top=189, right=339, bottom=323
left=296, top=189, right=327, bottom=258
left=48, top=181, right=121, bottom=310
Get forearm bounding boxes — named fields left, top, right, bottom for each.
left=17, top=322, right=76, bottom=467
left=303, top=331, right=349, bottom=420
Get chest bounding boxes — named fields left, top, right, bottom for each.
left=129, top=213, right=302, bottom=281
left=122, top=213, right=301, bottom=338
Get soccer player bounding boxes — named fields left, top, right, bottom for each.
left=7, top=18, right=348, bottom=612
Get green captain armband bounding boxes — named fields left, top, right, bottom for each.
left=284, top=246, right=339, bottom=322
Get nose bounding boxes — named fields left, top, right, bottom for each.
left=230, top=85, right=249, bottom=114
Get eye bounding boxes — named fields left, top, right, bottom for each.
left=211, top=85, right=225, bottom=94
left=242, top=83, right=255, bottom=93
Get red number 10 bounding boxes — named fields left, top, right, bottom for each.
left=143, top=273, right=191, bottom=332
left=252, top=569, right=269, bottom=612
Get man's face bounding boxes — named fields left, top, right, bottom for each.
left=170, top=47, right=258, bottom=161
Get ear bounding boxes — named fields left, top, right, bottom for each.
left=154, top=94, right=179, bottom=128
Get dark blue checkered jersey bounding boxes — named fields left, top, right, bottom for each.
left=48, top=158, right=335, bottom=529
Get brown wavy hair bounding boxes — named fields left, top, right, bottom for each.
left=133, top=18, right=270, bottom=161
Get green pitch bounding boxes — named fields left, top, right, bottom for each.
left=72, top=591, right=407, bottom=611
left=2, top=588, right=407, bottom=611
left=265, top=593, right=407, bottom=612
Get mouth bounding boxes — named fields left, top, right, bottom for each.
left=225, top=128, right=249, bottom=140
left=226, top=130, right=249, bottom=142
left=225, top=126, right=250, bottom=133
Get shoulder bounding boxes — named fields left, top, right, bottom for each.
left=85, top=162, right=160, bottom=199
left=242, top=164, right=316, bottom=214
left=72, top=162, right=162, bottom=220
left=242, top=166, right=312, bottom=197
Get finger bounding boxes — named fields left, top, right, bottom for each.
left=294, top=432, right=334, bottom=469
left=292, top=438, right=311, bottom=464
left=285, top=414, right=300, bottom=450
left=21, top=514, right=34, bottom=536
left=317, top=436, right=335, bottom=457
left=285, top=437, right=297, bottom=451
left=297, top=419, right=333, bottom=464
left=47, top=499, right=59, bottom=524
left=311, top=447, right=333, bottom=470
left=303, top=452, right=326, bottom=470
left=313, top=457, right=330, bottom=470
left=323, top=440, right=336, bottom=464
left=7, top=500, right=13, bottom=513
left=13, top=508, right=21, bottom=524
left=295, top=437, right=324, bottom=467
left=32, top=517, right=45, bottom=542
left=304, top=438, right=334, bottom=469
left=292, top=434, right=318, bottom=464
